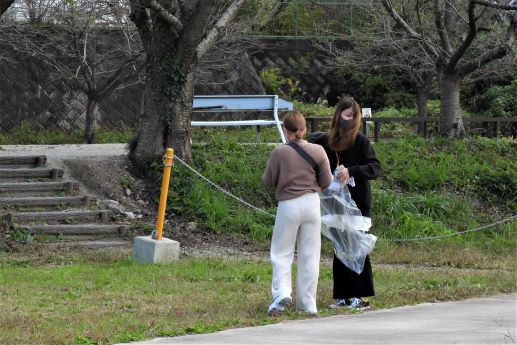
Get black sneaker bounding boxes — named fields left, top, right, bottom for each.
left=347, top=297, right=370, bottom=310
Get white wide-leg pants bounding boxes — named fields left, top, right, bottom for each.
left=270, top=192, right=321, bottom=313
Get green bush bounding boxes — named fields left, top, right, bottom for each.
left=470, top=79, right=517, bottom=117
left=293, top=101, right=334, bottom=118
left=259, top=67, right=285, bottom=95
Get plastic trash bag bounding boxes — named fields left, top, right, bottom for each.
left=319, top=179, right=377, bottom=274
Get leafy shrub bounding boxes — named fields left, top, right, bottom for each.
left=259, top=67, right=285, bottom=95
left=293, top=100, right=334, bottom=118
left=470, top=79, right=517, bottom=117
left=259, top=67, right=301, bottom=99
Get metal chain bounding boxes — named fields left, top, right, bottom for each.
left=380, top=215, right=517, bottom=242
left=174, top=156, right=275, bottom=218
left=173, top=156, right=516, bottom=242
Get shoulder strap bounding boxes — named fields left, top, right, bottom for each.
left=288, top=142, right=319, bottom=179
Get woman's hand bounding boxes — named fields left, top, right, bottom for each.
left=336, top=167, right=350, bottom=184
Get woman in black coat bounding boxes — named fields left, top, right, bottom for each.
left=308, top=97, right=381, bottom=310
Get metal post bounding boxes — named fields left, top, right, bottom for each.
left=273, top=95, right=287, bottom=144
left=156, top=148, right=174, bottom=241
left=374, top=122, right=380, bottom=142
left=362, top=119, right=369, bottom=137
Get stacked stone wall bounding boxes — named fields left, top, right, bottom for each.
left=0, top=34, right=347, bottom=133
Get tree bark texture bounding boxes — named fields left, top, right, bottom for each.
left=84, top=98, right=100, bottom=144
left=438, top=71, right=465, bottom=138
left=132, top=20, right=197, bottom=162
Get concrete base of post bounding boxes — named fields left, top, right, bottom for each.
left=132, top=236, right=180, bottom=264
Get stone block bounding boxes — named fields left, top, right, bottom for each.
left=132, top=236, right=180, bottom=264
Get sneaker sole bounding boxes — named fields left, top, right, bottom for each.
left=268, top=297, right=292, bottom=316
left=347, top=305, right=370, bottom=311
left=268, top=308, right=283, bottom=316
left=279, top=297, right=291, bottom=307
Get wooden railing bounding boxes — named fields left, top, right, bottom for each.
left=305, top=117, right=517, bottom=142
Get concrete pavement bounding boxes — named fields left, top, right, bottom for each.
left=118, top=293, right=516, bottom=345
left=0, top=143, right=128, bottom=159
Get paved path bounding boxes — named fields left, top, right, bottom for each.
left=119, top=294, right=516, bottom=345
left=0, top=144, right=128, bottom=159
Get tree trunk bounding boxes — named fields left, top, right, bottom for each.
left=133, top=68, right=167, bottom=160
left=132, top=26, right=196, bottom=162
left=438, top=71, right=466, bottom=138
left=84, top=98, right=99, bottom=144
left=165, top=69, right=195, bottom=162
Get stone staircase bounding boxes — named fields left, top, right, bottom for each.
left=0, top=155, right=130, bottom=244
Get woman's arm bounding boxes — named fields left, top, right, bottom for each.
left=347, top=136, right=381, bottom=181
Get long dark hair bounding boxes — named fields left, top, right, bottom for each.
left=328, top=97, right=362, bottom=152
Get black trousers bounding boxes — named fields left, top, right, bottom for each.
left=332, top=253, right=375, bottom=299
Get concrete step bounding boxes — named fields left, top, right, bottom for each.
left=0, top=195, right=95, bottom=208
left=0, top=155, right=47, bottom=167
left=0, top=168, right=63, bottom=180
left=14, top=223, right=129, bottom=236
left=7, top=209, right=113, bottom=224
left=0, top=181, right=79, bottom=194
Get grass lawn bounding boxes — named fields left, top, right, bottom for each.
left=0, top=239, right=515, bottom=345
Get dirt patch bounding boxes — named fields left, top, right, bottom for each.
left=60, top=156, right=267, bottom=258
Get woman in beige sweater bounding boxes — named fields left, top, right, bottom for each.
left=262, top=110, right=333, bottom=316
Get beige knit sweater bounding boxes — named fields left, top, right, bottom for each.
left=262, top=139, right=333, bottom=201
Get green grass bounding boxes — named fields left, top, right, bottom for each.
left=0, top=251, right=515, bottom=345
left=0, top=122, right=134, bottom=145
left=166, top=135, right=515, bottom=242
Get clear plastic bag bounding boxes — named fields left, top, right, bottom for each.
left=319, top=179, right=377, bottom=274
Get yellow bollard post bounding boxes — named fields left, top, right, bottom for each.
left=155, top=148, right=174, bottom=241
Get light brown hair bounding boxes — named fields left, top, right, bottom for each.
left=328, top=97, right=362, bottom=152
left=283, top=110, right=306, bottom=140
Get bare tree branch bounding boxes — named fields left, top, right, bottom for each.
left=460, top=9, right=516, bottom=75
left=98, top=56, right=145, bottom=98
left=446, top=1, right=478, bottom=72
left=435, top=0, right=453, bottom=55
left=197, top=0, right=248, bottom=60
left=146, top=0, right=183, bottom=35
left=381, top=0, right=441, bottom=58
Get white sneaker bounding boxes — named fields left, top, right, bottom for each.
left=347, top=297, right=370, bottom=310
left=268, top=296, right=292, bottom=315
